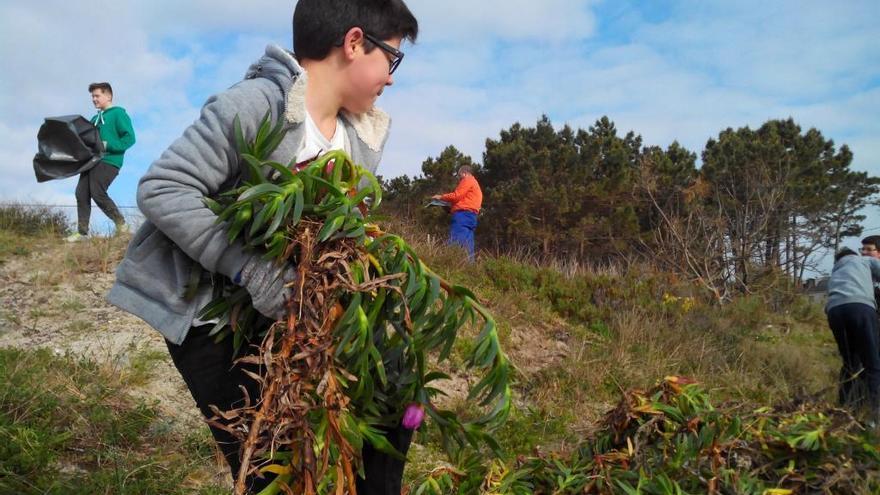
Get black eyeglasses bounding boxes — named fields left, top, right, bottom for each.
left=363, top=32, right=404, bottom=75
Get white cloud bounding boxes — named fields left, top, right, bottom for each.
left=1, top=0, right=878, bottom=249
left=637, top=1, right=879, bottom=100
left=407, top=0, right=598, bottom=42
left=0, top=122, right=44, bottom=196
left=130, top=1, right=292, bottom=37
left=382, top=82, right=531, bottom=177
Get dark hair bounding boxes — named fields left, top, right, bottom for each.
left=458, top=165, right=473, bottom=175
left=293, top=0, right=418, bottom=60
left=835, top=247, right=858, bottom=262
left=88, top=82, right=113, bottom=97
left=862, top=235, right=880, bottom=247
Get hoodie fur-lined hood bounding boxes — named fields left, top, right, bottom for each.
left=243, top=44, right=390, bottom=153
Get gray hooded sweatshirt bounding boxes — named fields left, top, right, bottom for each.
left=825, top=254, right=880, bottom=313
left=107, top=45, right=392, bottom=344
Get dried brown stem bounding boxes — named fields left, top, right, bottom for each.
left=234, top=228, right=314, bottom=495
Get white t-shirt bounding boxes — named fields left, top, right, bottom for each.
left=295, top=112, right=348, bottom=165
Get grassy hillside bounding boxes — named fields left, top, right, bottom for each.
left=0, top=205, right=875, bottom=494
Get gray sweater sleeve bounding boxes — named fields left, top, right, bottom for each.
left=869, top=258, right=880, bottom=282
left=136, top=80, right=279, bottom=279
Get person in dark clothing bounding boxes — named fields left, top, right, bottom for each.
left=66, top=82, right=135, bottom=241
left=826, top=247, right=880, bottom=424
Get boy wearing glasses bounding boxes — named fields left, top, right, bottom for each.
left=861, top=236, right=880, bottom=313
left=861, top=236, right=880, bottom=260
left=107, top=1, right=417, bottom=492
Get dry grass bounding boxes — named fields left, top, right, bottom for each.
left=0, top=203, right=68, bottom=236
left=380, top=213, right=839, bottom=460
left=0, top=205, right=845, bottom=493
left=63, top=234, right=129, bottom=274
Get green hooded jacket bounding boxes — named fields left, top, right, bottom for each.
left=91, top=106, right=136, bottom=168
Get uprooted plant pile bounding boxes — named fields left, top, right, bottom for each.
left=412, top=376, right=880, bottom=494
left=200, top=114, right=511, bottom=494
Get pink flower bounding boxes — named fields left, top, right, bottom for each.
left=402, top=403, right=425, bottom=430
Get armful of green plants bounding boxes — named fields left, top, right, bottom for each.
left=199, top=112, right=511, bottom=494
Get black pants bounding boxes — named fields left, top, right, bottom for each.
left=166, top=325, right=413, bottom=494
left=75, top=161, right=124, bottom=234
left=827, top=303, right=880, bottom=412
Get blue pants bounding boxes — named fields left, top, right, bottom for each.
left=449, top=211, right=477, bottom=260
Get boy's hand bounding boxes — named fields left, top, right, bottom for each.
left=237, top=257, right=297, bottom=321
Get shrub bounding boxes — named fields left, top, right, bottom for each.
left=0, top=203, right=69, bottom=236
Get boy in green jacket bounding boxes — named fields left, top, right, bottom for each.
left=67, top=82, right=135, bottom=241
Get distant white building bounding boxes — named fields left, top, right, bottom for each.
left=803, top=276, right=829, bottom=305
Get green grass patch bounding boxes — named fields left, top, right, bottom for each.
left=478, top=256, right=672, bottom=327
left=0, top=347, right=225, bottom=494
left=65, top=319, right=96, bottom=334
left=0, top=204, right=67, bottom=264
left=0, top=231, right=34, bottom=265
left=126, top=348, right=171, bottom=386
left=60, top=297, right=86, bottom=312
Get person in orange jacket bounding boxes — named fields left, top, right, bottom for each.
left=432, top=165, right=482, bottom=260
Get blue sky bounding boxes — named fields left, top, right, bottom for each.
left=1, top=1, right=878, bottom=271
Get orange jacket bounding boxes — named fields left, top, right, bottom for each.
left=441, top=174, right=482, bottom=214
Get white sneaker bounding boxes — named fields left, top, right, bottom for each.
left=65, top=232, right=88, bottom=242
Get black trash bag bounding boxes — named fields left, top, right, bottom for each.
left=425, top=198, right=451, bottom=210
left=33, top=115, right=104, bottom=183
